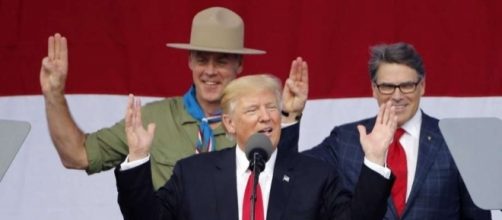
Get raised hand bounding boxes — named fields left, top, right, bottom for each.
left=282, top=57, right=309, bottom=122
left=40, top=33, right=69, bottom=97
left=125, top=94, right=156, bottom=161
left=357, top=101, right=397, bottom=166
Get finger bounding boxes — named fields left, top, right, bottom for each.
left=390, top=115, right=398, bottom=132
left=382, top=101, right=391, bottom=125
left=131, top=97, right=138, bottom=129
left=389, top=106, right=398, bottom=130
left=300, top=60, right=309, bottom=86
left=288, top=59, right=296, bottom=82
left=48, top=36, right=55, bottom=60
left=133, top=97, right=142, bottom=130
left=125, top=94, right=134, bottom=129
left=289, top=57, right=300, bottom=82
left=54, top=33, right=61, bottom=60
left=285, top=79, right=299, bottom=95
left=376, top=102, right=385, bottom=125
left=135, top=97, right=142, bottom=122
left=60, top=35, right=68, bottom=64
left=392, top=115, right=398, bottom=130
left=294, top=57, right=303, bottom=82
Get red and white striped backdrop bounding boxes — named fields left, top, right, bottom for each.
left=1, top=1, right=501, bottom=219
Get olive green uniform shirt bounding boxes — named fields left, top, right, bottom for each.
left=84, top=97, right=234, bottom=189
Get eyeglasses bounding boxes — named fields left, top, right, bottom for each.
left=374, top=80, right=421, bottom=95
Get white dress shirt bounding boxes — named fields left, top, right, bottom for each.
left=236, top=145, right=276, bottom=220
left=399, top=110, right=422, bottom=201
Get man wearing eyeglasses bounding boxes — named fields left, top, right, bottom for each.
left=305, top=42, right=491, bottom=220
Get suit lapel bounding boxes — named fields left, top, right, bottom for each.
left=267, top=148, right=296, bottom=220
left=213, top=148, right=239, bottom=220
left=402, top=113, right=443, bottom=217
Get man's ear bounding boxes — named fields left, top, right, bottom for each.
left=371, top=83, right=378, bottom=98
left=222, top=114, right=236, bottom=134
left=419, top=79, right=426, bottom=96
left=236, top=64, right=243, bottom=75
left=235, top=56, right=244, bottom=74
left=188, top=54, right=195, bottom=70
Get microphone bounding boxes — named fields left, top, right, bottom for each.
left=245, top=133, right=274, bottom=173
left=244, top=133, right=274, bottom=220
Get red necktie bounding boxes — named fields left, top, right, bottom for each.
left=387, top=128, right=407, bottom=217
left=243, top=172, right=264, bottom=220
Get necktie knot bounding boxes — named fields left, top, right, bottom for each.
left=394, top=128, right=405, bottom=142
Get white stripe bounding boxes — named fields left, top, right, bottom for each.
left=1, top=95, right=501, bottom=219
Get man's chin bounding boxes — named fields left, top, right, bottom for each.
left=201, top=89, right=222, bottom=99
left=200, top=92, right=222, bottom=103
left=397, top=114, right=411, bottom=126
left=393, top=106, right=407, bottom=113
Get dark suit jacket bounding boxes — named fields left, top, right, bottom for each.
left=116, top=145, right=393, bottom=220
left=304, top=111, right=491, bottom=220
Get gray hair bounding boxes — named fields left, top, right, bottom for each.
left=368, top=42, right=425, bottom=82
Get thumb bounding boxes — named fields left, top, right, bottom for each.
left=282, top=79, right=292, bottom=94
left=286, top=79, right=300, bottom=94
left=147, top=123, right=156, bottom=135
left=357, top=124, right=367, bottom=140
left=41, top=57, right=52, bottom=73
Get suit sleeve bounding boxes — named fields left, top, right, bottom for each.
left=349, top=165, right=394, bottom=220
left=115, top=161, right=184, bottom=220
left=114, top=162, right=161, bottom=220
left=302, top=126, right=340, bottom=167
left=321, top=164, right=393, bottom=220
left=278, top=122, right=300, bottom=153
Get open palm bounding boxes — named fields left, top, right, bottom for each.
left=358, top=101, right=397, bottom=165
left=125, top=95, right=156, bottom=161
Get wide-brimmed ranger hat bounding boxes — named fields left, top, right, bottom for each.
left=166, top=7, right=266, bottom=55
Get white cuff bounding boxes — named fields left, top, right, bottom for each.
left=281, top=121, right=298, bottom=128
left=363, top=157, right=391, bottom=179
left=120, top=155, right=150, bottom=171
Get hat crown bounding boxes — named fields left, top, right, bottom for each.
left=166, top=7, right=265, bottom=55
left=190, top=7, right=244, bottom=51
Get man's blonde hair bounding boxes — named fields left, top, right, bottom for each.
left=220, top=74, right=282, bottom=115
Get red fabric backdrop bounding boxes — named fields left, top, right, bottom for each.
left=1, top=0, right=501, bottom=98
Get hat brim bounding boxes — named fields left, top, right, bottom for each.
left=166, top=43, right=266, bottom=55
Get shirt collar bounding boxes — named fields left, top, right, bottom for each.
left=401, top=109, right=422, bottom=138
left=236, top=144, right=277, bottom=176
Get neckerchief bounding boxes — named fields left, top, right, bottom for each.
left=183, top=85, right=221, bottom=153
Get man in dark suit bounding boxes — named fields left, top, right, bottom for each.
left=116, top=74, right=397, bottom=220
left=305, top=43, right=491, bottom=219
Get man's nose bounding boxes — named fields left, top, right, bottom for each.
left=258, top=107, right=271, bottom=122
left=204, top=60, right=217, bottom=75
left=391, top=87, right=404, bottom=100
